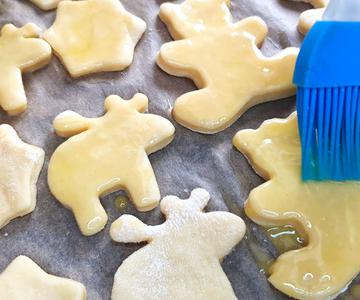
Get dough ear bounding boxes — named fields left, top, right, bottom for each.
left=53, top=111, right=91, bottom=137
left=104, top=94, right=148, bottom=113
left=110, top=215, right=152, bottom=243
left=189, top=188, right=210, bottom=210
left=130, top=93, right=148, bottom=113
left=19, top=23, right=41, bottom=38
left=235, top=16, right=268, bottom=46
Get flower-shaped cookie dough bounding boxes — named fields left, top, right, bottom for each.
left=157, top=0, right=298, bottom=134
left=110, top=188, right=245, bottom=300
left=0, top=124, right=44, bottom=229
left=48, top=94, right=175, bottom=236
left=29, top=0, right=67, bottom=10
left=289, top=0, right=328, bottom=35
left=44, top=0, right=146, bottom=77
left=0, top=256, right=86, bottom=299
left=233, top=113, right=360, bottom=300
left=0, top=23, right=52, bottom=115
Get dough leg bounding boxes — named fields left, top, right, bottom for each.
left=0, top=68, right=27, bottom=115
left=70, top=191, right=108, bottom=236
left=124, top=156, right=160, bottom=212
left=269, top=246, right=354, bottom=300
left=173, top=88, right=238, bottom=133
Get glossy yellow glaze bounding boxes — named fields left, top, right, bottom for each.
left=48, top=94, right=175, bottom=236
left=157, top=0, right=298, bottom=134
left=29, top=0, right=66, bottom=10
left=0, top=23, right=51, bottom=115
left=234, top=113, right=360, bottom=300
left=44, top=0, right=146, bottom=77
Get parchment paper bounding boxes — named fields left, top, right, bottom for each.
left=0, top=0, right=357, bottom=299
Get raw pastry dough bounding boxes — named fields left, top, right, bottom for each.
left=48, top=94, right=175, bottom=236
left=110, top=188, right=245, bottom=300
left=0, top=124, right=44, bottom=229
left=29, top=0, right=67, bottom=10
left=233, top=113, right=360, bottom=300
left=289, top=0, right=328, bottom=35
left=0, top=256, right=86, bottom=300
left=0, top=23, right=52, bottom=115
left=44, top=0, right=146, bottom=77
left=157, top=0, right=298, bottom=134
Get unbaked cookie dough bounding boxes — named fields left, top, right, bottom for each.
left=44, top=0, right=146, bottom=77
left=48, top=94, right=175, bottom=236
left=29, top=0, right=67, bottom=10
left=110, top=188, right=245, bottom=300
left=289, top=0, right=328, bottom=35
left=0, top=256, right=86, bottom=299
left=234, top=113, right=360, bottom=300
left=0, top=124, right=44, bottom=229
left=157, top=0, right=298, bottom=134
left=0, top=23, right=52, bottom=115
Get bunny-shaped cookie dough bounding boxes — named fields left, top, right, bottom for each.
left=110, top=188, right=245, bottom=300
left=48, top=94, right=175, bottom=236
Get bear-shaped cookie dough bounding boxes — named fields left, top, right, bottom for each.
left=110, top=188, right=246, bottom=300
left=234, top=113, right=360, bottom=300
left=0, top=124, right=44, bottom=229
left=48, top=94, right=175, bottom=236
left=0, top=23, right=52, bottom=115
left=289, top=0, right=328, bottom=35
left=29, top=0, right=67, bottom=10
left=44, top=0, right=146, bottom=77
left=157, top=0, right=299, bottom=134
left=0, top=256, right=86, bottom=299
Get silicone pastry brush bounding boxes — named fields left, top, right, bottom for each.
left=294, top=0, right=360, bottom=181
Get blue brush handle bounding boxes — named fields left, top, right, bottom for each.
left=293, top=21, right=360, bottom=88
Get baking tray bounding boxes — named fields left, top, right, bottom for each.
left=0, top=0, right=357, bottom=299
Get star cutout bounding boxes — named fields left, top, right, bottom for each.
left=289, top=0, right=328, bottom=35
left=29, top=0, right=68, bottom=10
left=44, top=0, right=146, bottom=78
left=0, top=256, right=86, bottom=299
left=233, top=113, right=360, bottom=299
left=48, top=94, right=175, bottom=236
left=0, top=23, right=52, bottom=115
left=110, top=189, right=245, bottom=300
left=0, top=124, right=44, bottom=229
left=157, top=0, right=298, bottom=134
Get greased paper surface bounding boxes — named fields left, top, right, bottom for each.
left=1, top=1, right=349, bottom=299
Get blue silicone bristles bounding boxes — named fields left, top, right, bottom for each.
left=297, top=86, right=360, bottom=181
left=294, top=20, right=360, bottom=181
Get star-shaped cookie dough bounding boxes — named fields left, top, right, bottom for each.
left=44, top=0, right=146, bottom=78
left=48, top=94, right=175, bottom=236
left=233, top=113, right=360, bottom=300
left=110, top=188, right=245, bottom=300
left=0, top=124, right=44, bottom=229
left=0, top=23, right=52, bottom=115
left=29, top=0, right=67, bottom=10
left=157, top=0, right=298, bottom=134
left=0, top=256, right=86, bottom=299
left=289, top=0, right=328, bottom=35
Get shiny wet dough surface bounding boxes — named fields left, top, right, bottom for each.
left=234, top=113, right=360, bottom=300
left=157, top=0, right=298, bottom=134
